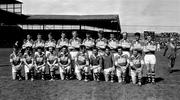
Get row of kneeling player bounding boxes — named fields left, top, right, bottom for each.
left=10, top=42, right=156, bottom=86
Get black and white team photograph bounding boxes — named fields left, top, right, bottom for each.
left=1, top=0, right=180, bottom=100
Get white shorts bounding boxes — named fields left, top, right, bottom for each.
left=70, top=51, right=78, bottom=60
left=24, top=64, right=34, bottom=73
left=91, top=65, right=101, bottom=73
left=104, top=67, right=114, bottom=75
left=144, top=54, right=156, bottom=65
left=130, top=68, right=142, bottom=78
left=75, top=65, right=89, bottom=73
left=122, top=51, right=130, bottom=58
left=116, top=66, right=127, bottom=77
left=87, top=50, right=93, bottom=58
left=12, top=65, right=21, bottom=73
left=36, top=65, right=45, bottom=72
left=59, top=65, right=71, bottom=73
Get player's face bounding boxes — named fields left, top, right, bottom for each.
left=92, top=49, right=98, bottom=55
left=49, top=47, right=53, bottom=52
left=61, top=47, right=67, bottom=53
left=133, top=50, right=138, bottom=56
left=48, top=34, right=52, bottom=40
left=72, top=31, right=77, bottom=37
left=135, top=35, right=140, bottom=41
left=110, top=34, right=114, bottom=38
left=123, top=34, right=127, bottom=39
left=86, top=34, right=90, bottom=38
left=117, top=48, right=123, bottom=55
left=147, top=36, right=152, bottom=41
left=98, top=33, right=102, bottom=38
left=61, top=33, right=65, bottom=38
left=27, top=35, right=31, bottom=40
left=37, top=48, right=42, bottom=53
left=80, top=48, right=85, bottom=53
left=37, top=35, right=41, bottom=39
left=105, top=48, right=110, bottom=54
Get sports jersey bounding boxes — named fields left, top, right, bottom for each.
left=144, top=40, right=156, bottom=54
left=34, top=52, right=45, bottom=66
left=130, top=55, right=144, bottom=69
left=108, top=38, right=118, bottom=49
left=114, top=53, right=129, bottom=66
left=82, top=38, right=95, bottom=49
left=96, top=38, right=107, bottom=49
left=33, top=39, right=45, bottom=48
left=58, top=52, right=71, bottom=65
left=69, top=37, right=81, bottom=49
left=119, top=39, right=131, bottom=51
left=89, top=54, right=101, bottom=66
left=10, top=52, right=22, bottom=66
left=76, top=52, right=88, bottom=65
left=47, top=52, right=57, bottom=64
left=101, top=53, right=113, bottom=69
left=45, top=39, right=56, bottom=48
left=131, top=40, right=144, bottom=53
left=22, top=39, right=34, bottom=49
left=23, top=53, right=33, bottom=64
left=56, top=38, right=69, bottom=48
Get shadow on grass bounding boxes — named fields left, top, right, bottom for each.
left=142, top=77, right=164, bottom=85
left=171, top=69, right=180, bottom=73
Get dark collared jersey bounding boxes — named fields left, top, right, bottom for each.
left=101, top=53, right=114, bottom=69
left=89, top=54, right=101, bottom=66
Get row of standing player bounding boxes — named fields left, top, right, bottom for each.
left=10, top=31, right=157, bottom=86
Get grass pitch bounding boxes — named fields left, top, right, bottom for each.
left=0, top=48, right=180, bottom=100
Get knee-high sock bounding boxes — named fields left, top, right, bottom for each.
left=151, top=71, right=155, bottom=83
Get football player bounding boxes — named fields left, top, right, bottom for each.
left=69, top=31, right=82, bottom=77
left=82, top=33, right=95, bottom=58
left=47, top=47, right=58, bottom=81
left=22, top=34, right=34, bottom=50
left=143, top=35, right=156, bottom=83
left=33, top=34, right=45, bottom=52
left=89, top=46, right=102, bottom=81
left=101, top=46, right=115, bottom=82
left=114, top=46, right=129, bottom=83
left=34, top=47, right=46, bottom=80
left=10, top=44, right=23, bottom=80
left=45, top=33, right=56, bottom=57
left=23, top=47, right=34, bottom=81
left=96, top=31, right=107, bottom=56
left=108, top=33, right=118, bottom=54
left=130, top=32, right=144, bottom=55
left=119, top=32, right=131, bottom=58
left=166, top=38, right=178, bottom=73
left=56, top=32, right=69, bottom=50
left=75, top=45, right=89, bottom=81
left=58, top=46, right=71, bottom=80
left=130, top=49, right=144, bottom=86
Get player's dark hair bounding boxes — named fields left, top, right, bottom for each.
left=105, top=46, right=110, bottom=50
left=117, top=46, right=123, bottom=50
left=134, top=32, right=140, bottom=37
left=80, top=45, right=86, bottom=50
